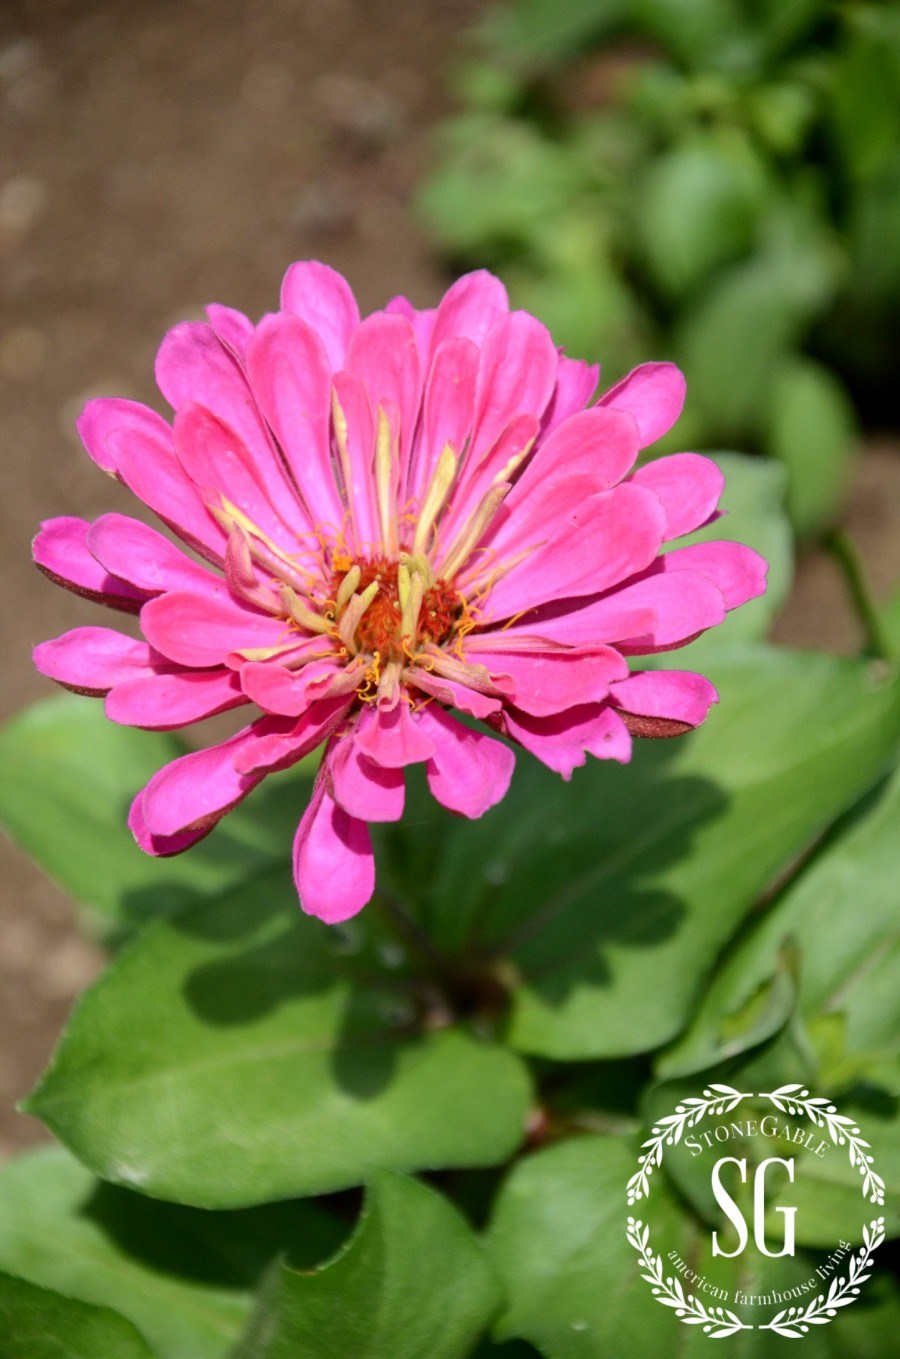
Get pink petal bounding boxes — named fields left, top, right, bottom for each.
left=598, top=362, right=686, bottom=448
left=630, top=453, right=724, bottom=540
left=33, top=517, right=145, bottom=613
left=173, top=402, right=295, bottom=550
left=466, top=644, right=628, bottom=717
left=610, top=670, right=718, bottom=729
left=240, top=657, right=344, bottom=717
left=34, top=627, right=154, bottom=695
left=233, top=694, right=352, bottom=774
left=405, top=669, right=502, bottom=719
left=491, top=598, right=658, bottom=648
left=477, top=482, right=667, bottom=621
left=478, top=407, right=640, bottom=564
left=650, top=541, right=768, bottom=610
left=107, top=425, right=226, bottom=565
left=415, top=705, right=515, bottom=818
left=245, top=312, right=343, bottom=530
left=494, top=702, right=632, bottom=777
left=345, top=311, right=422, bottom=475
left=410, top=336, right=479, bottom=506
left=86, top=513, right=223, bottom=596
left=541, top=355, right=600, bottom=437
left=354, top=700, right=436, bottom=768
left=582, top=706, right=633, bottom=762
left=384, top=295, right=437, bottom=353
left=293, top=781, right=375, bottom=923
left=438, top=414, right=539, bottom=557
left=155, top=321, right=306, bottom=533
left=470, top=311, right=558, bottom=461
left=76, top=398, right=172, bottom=476
left=141, top=590, right=286, bottom=668
left=332, top=371, right=379, bottom=548
left=139, top=718, right=293, bottom=838
left=428, top=270, right=509, bottom=356
left=518, top=569, right=726, bottom=650
left=528, top=405, right=639, bottom=490
left=129, top=791, right=212, bottom=857
left=106, top=669, right=245, bottom=729
left=280, top=261, right=360, bottom=372
left=205, top=304, right=254, bottom=357
left=328, top=735, right=405, bottom=822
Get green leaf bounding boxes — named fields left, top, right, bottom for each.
left=425, top=647, right=900, bottom=1059
left=627, top=0, right=750, bottom=72
left=25, top=869, right=532, bottom=1209
left=478, top=0, right=623, bottom=68
left=0, top=696, right=313, bottom=935
left=831, top=15, right=900, bottom=182
left=660, top=761, right=900, bottom=1080
left=235, top=1172, right=500, bottom=1359
left=486, top=1134, right=900, bottom=1357
left=639, top=134, right=770, bottom=296
left=0, top=1270, right=156, bottom=1359
left=675, top=233, right=836, bottom=442
left=0, top=1146, right=344, bottom=1359
left=766, top=358, right=857, bottom=537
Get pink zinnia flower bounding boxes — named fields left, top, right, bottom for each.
left=33, top=264, right=765, bottom=922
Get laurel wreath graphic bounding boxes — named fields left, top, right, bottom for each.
left=626, top=1216, right=752, bottom=1338
left=625, top=1083, right=886, bottom=1339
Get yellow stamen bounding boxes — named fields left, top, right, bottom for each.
left=375, top=406, right=398, bottom=555
left=440, top=483, right=512, bottom=580
left=334, top=564, right=361, bottom=615
left=413, top=443, right=458, bottom=554
left=279, top=585, right=333, bottom=635
left=492, top=434, right=535, bottom=486
left=400, top=568, right=425, bottom=646
left=338, top=580, right=380, bottom=654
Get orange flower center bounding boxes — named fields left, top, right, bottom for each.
left=330, top=554, right=462, bottom=660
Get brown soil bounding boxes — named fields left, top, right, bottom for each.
left=0, top=0, right=897, bottom=1159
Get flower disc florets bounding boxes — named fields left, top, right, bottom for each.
left=32, top=261, right=767, bottom=922
left=328, top=555, right=463, bottom=664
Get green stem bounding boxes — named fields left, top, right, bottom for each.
left=825, top=528, right=894, bottom=662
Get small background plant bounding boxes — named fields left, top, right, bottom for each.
left=419, top=0, right=900, bottom=536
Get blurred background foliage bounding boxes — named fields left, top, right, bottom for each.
left=419, top=0, right=900, bottom=538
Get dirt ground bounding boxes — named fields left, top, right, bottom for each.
left=0, top=0, right=898, bottom=1157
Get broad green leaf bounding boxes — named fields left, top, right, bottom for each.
left=639, top=134, right=769, bottom=296
left=0, top=1146, right=344, bottom=1359
left=25, top=869, right=532, bottom=1209
left=831, top=15, right=900, bottom=182
left=659, top=762, right=900, bottom=1079
left=766, top=358, right=857, bottom=537
left=675, top=232, right=836, bottom=441
left=486, top=1134, right=900, bottom=1358
left=628, top=0, right=749, bottom=72
left=479, top=0, right=623, bottom=67
left=0, top=1270, right=156, bottom=1359
left=0, top=696, right=313, bottom=934
left=424, top=647, right=900, bottom=1059
left=235, top=1172, right=500, bottom=1359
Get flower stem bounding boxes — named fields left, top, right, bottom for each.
left=825, top=528, right=895, bottom=662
